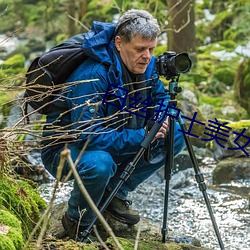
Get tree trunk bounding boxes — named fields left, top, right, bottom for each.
left=67, top=0, right=77, bottom=36
left=78, top=0, right=88, bottom=20
left=167, top=0, right=196, bottom=63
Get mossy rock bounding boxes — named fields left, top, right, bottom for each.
left=0, top=174, right=47, bottom=239
left=42, top=202, right=211, bottom=250
left=106, top=237, right=210, bottom=250
left=198, top=91, right=248, bottom=121
left=0, top=209, right=24, bottom=250
left=27, top=235, right=211, bottom=250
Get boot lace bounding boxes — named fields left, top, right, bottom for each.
left=123, top=200, right=132, bottom=209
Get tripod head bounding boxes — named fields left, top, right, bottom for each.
left=168, top=76, right=182, bottom=102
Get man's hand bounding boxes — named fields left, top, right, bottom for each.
left=155, top=118, right=169, bottom=139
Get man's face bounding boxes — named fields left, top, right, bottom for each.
left=115, top=35, right=157, bottom=74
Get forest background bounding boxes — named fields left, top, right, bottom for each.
left=0, top=0, right=250, bottom=125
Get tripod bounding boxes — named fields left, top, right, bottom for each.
left=161, top=77, right=225, bottom=249
left=82, top=77, right=225, bottom=250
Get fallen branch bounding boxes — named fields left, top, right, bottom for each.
left=61, top=148, right=124, bottom=250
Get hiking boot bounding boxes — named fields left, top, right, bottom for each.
left=61, top=213, right=97, bottom=243
left=105, top=196, right=140, bottom=225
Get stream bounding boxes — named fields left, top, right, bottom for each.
left=38, top=156, right=250, bottom=250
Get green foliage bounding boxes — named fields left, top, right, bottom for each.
left=196, top=0, right=250, bottom=47
left=0, top=91, right=16, bottom=108
left=0, top=54, right=26, bottom=84
left=209, top=10, right=234, bottom=42
left=1, top=54, right=25, bottom=69
left=234, top=57, right=250, bottom=116
left=192, top=40, right=241, bottom=95
left=0, top=209, right=21, bottom=230
left=224, top=2, right=250, bottom=44
left=55, top=33, right=69, bottom=45
left=213, top=67, right=235, bottom=86
left=217, top=40, right=237, bottom=52
left=154, top=44, right=167, bottom=57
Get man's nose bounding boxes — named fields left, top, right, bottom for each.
left=142, top=49, right=151, bottom=59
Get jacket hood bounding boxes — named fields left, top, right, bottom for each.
left=82, top=21, right=116, bottom=65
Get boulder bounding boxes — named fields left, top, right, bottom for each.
left=41, top=201, right=212, bottom=250
left=213, top=157, right=250, bottom=184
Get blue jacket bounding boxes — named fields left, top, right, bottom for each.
left=44, top=21, right=170, bottom=156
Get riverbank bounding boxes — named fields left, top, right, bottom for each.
left=39, top=156, right=250, bottom=250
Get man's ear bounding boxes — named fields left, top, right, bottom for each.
left=115, top=36, right=122, bottom=51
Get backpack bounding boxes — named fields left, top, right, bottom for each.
left=24, top=34, right=87, bottom=115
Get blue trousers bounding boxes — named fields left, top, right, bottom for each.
left=41, top=125, right=185, bottom=226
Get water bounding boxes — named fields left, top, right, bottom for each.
left=129, top=158, right=250, bottom=250
left=38, top=157, right=250, bottom=250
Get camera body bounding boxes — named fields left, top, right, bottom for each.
left=156, top=51, right=192, bottom=79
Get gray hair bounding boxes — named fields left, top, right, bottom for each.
left=115, top=9, right=161, bottom=43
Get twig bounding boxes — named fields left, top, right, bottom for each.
left=61, top=148, right=124, bottom=250
left=22, top=154, right=65, bottom=249
left=93, top=225, right=110, bottom=250
left=68, top=14, right=89, bottom=31
left=134, top=219, right=142, bottom=250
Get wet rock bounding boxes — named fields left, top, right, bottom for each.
left=213, top=157, right=250, bottom=184
left=12, top=150, right=51, bottom=183
left=170, top=168, right=193, bottom=189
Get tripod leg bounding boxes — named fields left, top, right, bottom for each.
left=162, top=116, right=175, bottom=243
left=178, top=115, right=225, bottom=250
left=81, top=121, right=163, bottom=240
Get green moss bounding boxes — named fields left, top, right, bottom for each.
left=84, top=243, right=100, bottom=250
left=0, top=175, right=47, bottom=239
left=225, top=120, right=250, bottom=129
left=105, top=237, right=206, bottom=250
left=199, top=95, right=224, bottom=107
left=0, top=209, right=24, bottom=249
left=0, top=209, right=21, bottom=229
left=0, top=235, right=16, bottom=250
left=7, top=228, right=24, bottom=249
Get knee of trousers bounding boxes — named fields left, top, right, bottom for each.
left=77, top=150, right=117, bottom=182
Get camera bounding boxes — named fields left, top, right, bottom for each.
left=156, top=51, right=192, bottom=79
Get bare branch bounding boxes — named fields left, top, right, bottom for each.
left=62, top=148, right=124, bottom=250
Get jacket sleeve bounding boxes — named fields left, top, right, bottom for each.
left=65, top=61, right=146, bottom=156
